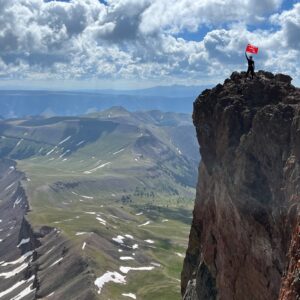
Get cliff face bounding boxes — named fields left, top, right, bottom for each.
left=182, top=71, right=300, bottom=300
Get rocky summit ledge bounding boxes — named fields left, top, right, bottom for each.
left=196, top=71, right=299, bottom=112
left=182, top=71, right=300, bottom=300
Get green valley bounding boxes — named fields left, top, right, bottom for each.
left=0, top=107, right=198, bottom=300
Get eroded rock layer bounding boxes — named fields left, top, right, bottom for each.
left=182, top=71, right=300, bottom=300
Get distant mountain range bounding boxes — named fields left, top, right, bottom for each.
left=0, top=106, right=199, bottom=194
left=87, top=84, right=205, bottom=98
left=0, top=85, right=209, bottom=118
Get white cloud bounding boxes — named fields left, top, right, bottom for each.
left=139, top=0, right=283, bottom=34
left=271, top=3, right=300, bottom=49
left=0, top=0, right=299, bottom=87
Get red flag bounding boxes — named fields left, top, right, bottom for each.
left=246, top=44, right=259, bottom=54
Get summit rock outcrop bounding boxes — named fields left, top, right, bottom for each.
left=182, top=71, right=300, bottom=300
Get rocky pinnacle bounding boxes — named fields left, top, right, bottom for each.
left=182, top=71, right=300, bottom=300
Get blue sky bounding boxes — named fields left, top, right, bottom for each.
left=0, top=0, right=299, bottom=89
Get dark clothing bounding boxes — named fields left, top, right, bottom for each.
left=246, top=66, right=255, bottom=78
left=245, top=53, right=255, bottom=79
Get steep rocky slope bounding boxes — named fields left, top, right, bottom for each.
left=0, top=159, right=95, bottom=300
left=182, top=71, right=300, bottom=300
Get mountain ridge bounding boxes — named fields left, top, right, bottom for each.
left=0, top=85, right=210, bottom=118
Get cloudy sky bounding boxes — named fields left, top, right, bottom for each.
left=0, top=0, right=299, bottom=89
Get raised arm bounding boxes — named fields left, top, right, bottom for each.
left=245, top=52, right=249, bottom=61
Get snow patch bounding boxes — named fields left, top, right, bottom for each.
left=81, top=195, right=94, bottom=199
left=59, top=136, right=71, bottom=145
left=144, top=239, right=154, bottom=244
left=0, top=263, right=29, bottom=279
left=125, top=234, right=134, bottom=239
left=132, top=244, right=139, bottom=249
left=76, top=140, right=85, bottom=146
left=0, top=275, right=34, bottom=298
left=46, top=146, right=57, bottom=156
left=46, top=292, right=55, bottom=298
left=109, top=214, right=120, bottom=220
left=96, top=217, right=106, bottom=226
left=10, top=282, right=35, bottom=300
left=83, top=162, right=111, bottom=174
left=16, top=139, right=23, bottom=147
left=13, top=196, right=23, bottom=208
left=113, top=148, right=125, bottom=155
left=120, top=257, right=134, bottom=261
left=45, top=247, right=55, bottom=255
left=82, top=242, right=86, bottom=250
left=59, top=149, right=70, bottom=158
left=17, top=238, right=30, bottom=248
left=135, top=212, right=143, bottom=216
left=176, top=147, right=182, bottom=155
left=122, top=293, right=136, bottom=299
left=8, top=166, right=15, bottom=174
left=94, top=271, right=126, bottom=294
left=138, top=221, right=151, bottom=227
left=0, top=281, right=25, bottom=298
left=112, top=235, right=125, bottom=244
left=76, top=232, right=88, bottom=236
left=175, top=252, right=185, bottom=258
left=1, top=251, right=33, bottom=266
left=5, top=182, right=16, bottom=191
left=49, top=257, right=63, bottom=268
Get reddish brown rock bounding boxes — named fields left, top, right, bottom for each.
left=182, top=71, right=300, bottom=300
left=279, top=219, right=300, bottom=299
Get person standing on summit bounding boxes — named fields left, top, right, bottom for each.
left=245, top=52, right=255, bottom=79
left=244, top=44, right=258, bottom=79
